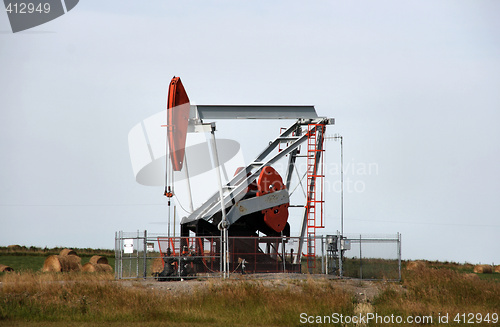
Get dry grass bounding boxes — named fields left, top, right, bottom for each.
left=373, top=266, right=500, bottom=326
left=406, top=260, right=426, bottom=271
left=463, top=273, right=480, bottom=281
left=2, top=260, right=499, bottom=326
left=0, top=272, right=354, bottom=326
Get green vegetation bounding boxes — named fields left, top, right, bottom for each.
left=0, top=255, right=47, bottom=272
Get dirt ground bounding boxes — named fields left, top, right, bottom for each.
left=116, top=273, right=384, bottom=304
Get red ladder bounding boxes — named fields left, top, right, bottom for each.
left=305, top=124, right=325, bottom=270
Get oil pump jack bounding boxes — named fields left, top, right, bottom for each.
left=164, top=76, right=334, bottom=274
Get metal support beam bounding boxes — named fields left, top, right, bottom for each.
left=284, top=125, right=302, bottom=189
left=209, top=123, right=230, bottom=278
left=195, top=105, right=318, bottom=120
left=225, top=189, right=290, bottom=225
left=181, top=118, right=332, bottom=226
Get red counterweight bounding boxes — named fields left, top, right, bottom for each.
left=256, top=166, right=289, bottom=233
left=167, top=76, right=190, bottom=171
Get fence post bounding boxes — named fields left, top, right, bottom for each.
left=119, top=231, right=123, bottom=279
left=321, top=235, right=325, bottom=274
left=117, top=231, right=121, bottom=279
left=178, top=241, right=181, bottom=280
left=324, top=236, right=328, bottom=275
left=398, top=233, right=402, bottom=281
left=143, top=230, right=147, bottom=279
left=338, top=231, right=343, bottom=278
left=120, top=231, right=123, bottom=280
left=282, top=236, right=286, bottom=272
left=135, top=230, right=139, bottom=278
left=359, top=234, right=362, bottom=280
left=114, top=231, right=118, bottom=279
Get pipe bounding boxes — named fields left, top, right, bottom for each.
left=210, top=123, right=229, bottom=279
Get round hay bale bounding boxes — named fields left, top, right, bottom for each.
left=151, top=257, right=164, bottom=275
left=473, top=265, right=492, bottom=274
left=59, top=248, right=77, bottom=256
left=95, top=263, right=113, bottom=273
left=82, top=263, right=113, bottom=273
left=0, top=264, right=14, bottom=272
left=42, top=255, right=62, bottom=272
left=494, top=265, right=500, bottom=273
left=89, top=255, right=108, bottom=265
left=406, top=261, right=426, bottom=271
left=57, top=254, right=81, bottom=272
left=82, top=262, right=96, bottom=272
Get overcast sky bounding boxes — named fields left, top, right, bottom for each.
left=1, top=1, right=499, bottom=264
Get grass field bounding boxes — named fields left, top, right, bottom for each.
left=1, top=247, right=499, bottom=326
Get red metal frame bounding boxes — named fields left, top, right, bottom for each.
left=304, top=124, right=325, bottom=269
left=156, top=236, right=301, bottom=274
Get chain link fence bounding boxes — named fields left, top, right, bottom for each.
left=114, top=231, right=401, bottom=281
left=339, top=233, right=402, bottom=281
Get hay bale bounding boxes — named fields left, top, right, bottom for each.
left=82, top=262, right=95, bottom=272
left=89, top=255, right=108, bottom=265
left=151, top=258, right=164, bottom=275
left=59, top=248, right=77, bottom=256
left=95, top=263, right=113, bottom=273
left=82, top=262, right=112, bottom=273
left=42, top=255, right=62, bottom=272
left=406, top=261, right=426, bottom=270
left=7, top=245, right=21, bottom=250
left=494, top=265, right=500, bottom=273
left=58, top=255, right=81, bottom=272
left=473, top=265, right=492, bottom=274
left=0, top=264, right=14, bottom=272
left=42, top=255, right=81, bottom=272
